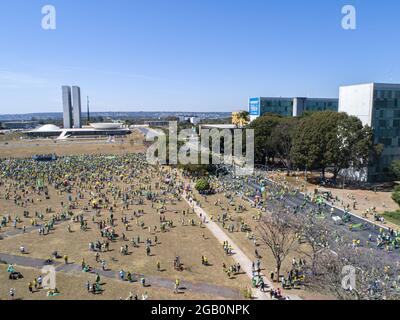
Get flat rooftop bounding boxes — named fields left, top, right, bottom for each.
left=199, top=124, right=238, bottom=129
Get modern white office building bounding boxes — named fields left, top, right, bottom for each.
left=62, top=86, right=73, bottom=129
left=72, top=86, right=82, bottom=128
left=62, top=85, right=82, bottom=129
left=339, top=83, right=400, bottom=182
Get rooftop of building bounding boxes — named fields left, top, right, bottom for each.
left=251, top=96, right=338, bottom=100
left=199, top=124, right=238, bottom=129
left=340, top=82, right=400, bottom=88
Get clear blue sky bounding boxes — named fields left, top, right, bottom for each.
left=0, top=0, right=399, bottom=114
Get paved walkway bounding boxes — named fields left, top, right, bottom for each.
left=0, top=220, right=66, bottom=239
left=183, top=193, right=301, bottom=300
left=183, top=193, right=269, bottom=300
left=0, top=252, right=241, bottom=299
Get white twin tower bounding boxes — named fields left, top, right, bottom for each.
left=62, top=86, right=82, bottom=129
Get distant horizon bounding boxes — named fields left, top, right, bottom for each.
left=0, top=110, right=233, bottom=116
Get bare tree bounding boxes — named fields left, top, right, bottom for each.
left=257, top=209, right=298, bottom=282
left=258, top=196, right=400, bottom=300
left=308, top=241, right=400, bottom=300
left=294, top=212, right=331, bottom=275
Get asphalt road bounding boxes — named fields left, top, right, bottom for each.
left=235, top=174, right=399, bottom=258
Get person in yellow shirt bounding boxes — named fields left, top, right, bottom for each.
left=174, top=278, right=180, bottom=294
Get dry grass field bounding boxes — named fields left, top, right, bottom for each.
left=0, top=130, right=146, bottom=159
left=0, top=265, right=227, bottom=300
left=0, top=150, right=248, bottom=300
left=0, top=193, right=247, bottom=291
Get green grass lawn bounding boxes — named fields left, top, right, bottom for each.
left=383, top=210, right=400, bottom=226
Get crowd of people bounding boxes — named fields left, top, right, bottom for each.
left=2, top=149, right=397, bottom=300
left=0, top=154, right=263, bottom=300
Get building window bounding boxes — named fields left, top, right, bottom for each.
left=379, top=120, right=387, bottom=127
left=379, top=137, right=392, bottom=145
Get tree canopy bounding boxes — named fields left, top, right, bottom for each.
left=195, top=178, right=211, bottom=193
left=248, top=113, right=283, bottom=165
left=249, top=111, right=373, bottom=180
left=391, top=160, right=400, bottom=180
left=291, top=111, right=372, bottom=179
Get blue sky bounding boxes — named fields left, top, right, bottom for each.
left=0, top=0, right=399, bottom=113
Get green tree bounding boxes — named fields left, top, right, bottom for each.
left=392, top=185, right=400, bottom=206
left=195, top=179, right=211, bottom=193
left=291, top=112, right=333, bottom=178
left=333, top=114, right=373, bottom=180
left=234, top=111, right=250, bottom=127
left=249, top=114, right=282, bottom=165
left=291, top=111, right=372, bottom=180
left=391, top=160, right=400, bottom=180
left=269, top=117, right=298, bottom=175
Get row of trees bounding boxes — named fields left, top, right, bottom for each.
left=258, top=204, right=400, bottom=300
left=249, top=111, right=376, bottom=180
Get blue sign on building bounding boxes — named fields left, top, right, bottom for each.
left=249, top=98, right=260, bottom=116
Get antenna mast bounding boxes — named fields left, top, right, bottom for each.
left=87, top=96, right=90, bottom=125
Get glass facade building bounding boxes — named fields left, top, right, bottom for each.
left=303, top=98, right=338, bottom=113
left=249, top=97, right=338, bottom=121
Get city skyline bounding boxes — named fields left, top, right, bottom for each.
left=1, top=0, right=400, bottom=114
